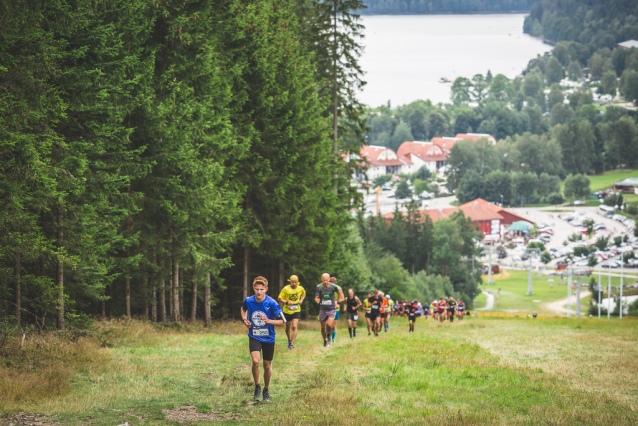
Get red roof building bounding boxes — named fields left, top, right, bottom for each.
left=382, top=198, right=532, bottom=239
left=359, top=145, right=414, bottom=180
left=397, top=141, right=446, bottom=172
left=455, top=133, right=497, bottom=145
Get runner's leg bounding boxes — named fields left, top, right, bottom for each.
left=263, top=360, right=272, bottom=389
left=348, top=319, right=353, bottom=338
left=320, top=320, right=328, bottom=342
left=285, top=320, right=292, bottom=345
left=251, top=350, right=261, bottom=386
left=290, top=318, right=299, bottom=345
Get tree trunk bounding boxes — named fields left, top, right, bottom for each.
left=15, top=253, right=21, bottom=327
left=101, top=299, right=106, bottom=319
left=243, top=247, right=249, bottom=300
left=179, top=267, right=184, bottom=322
left=151, top=248, right=157, bottom=322
left=204, top=273, right=211, bottom=328
left=279, top=259, right=284, bottom=294
left=172, top=259, right=180, bottom=322
left=143, top=275, right=149, bottom=319
left=332, top=0, right=338, bottom=151
left=56, top=206, right=64, bottom=331
left=168, top=278, right=173, bottom=320
left=190, top=277, right=197, bottom=323
left=159, top=258, right=166, bottom=322
left=125, top=264, right=131, bottom=320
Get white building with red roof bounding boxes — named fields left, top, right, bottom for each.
left=397, top=141, right=447, bottom=172
left=358, top=145, right=414, bottom=181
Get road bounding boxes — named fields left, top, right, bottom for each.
left=476, top=291, right=495, bottom=310
left=544, top=291, right=591, bottom=315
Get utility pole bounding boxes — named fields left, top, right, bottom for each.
left=575, top=274, right=581, bottom=317
left=618, top=235, right=625, bottom=319
left=566, top=266, right=572, bottom=318
left=488, top=250, right=492, bottom=285
left=608, top=263, right=612, bottom=320
left=375, top=185, right=380, bottom=216
left=598, top=264, right=602, bottom=319
left=526, top=248, right=540, bottom=296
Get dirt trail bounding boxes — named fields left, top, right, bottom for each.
left=544, top=291, right=591, bottom=314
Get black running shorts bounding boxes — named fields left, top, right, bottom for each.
left=282, top=311, right=300, bottom=322
left=380, top=312, right=387, bottom=319
left=249, top=338, right=275, bottom=361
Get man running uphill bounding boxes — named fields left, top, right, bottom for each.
left=278, top=275, right=306, bottom=349
left=345, top=289, right=362, bottom=338
left=315, top=273, right=344, bottom=347
left=368, top=290, right=384, bottom=337
left=241, top=276, right=285, bottom=401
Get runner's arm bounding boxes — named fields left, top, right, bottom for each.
left=278, top=297, right=293, bottom=306
left=354, top=296, right=362, bottom=310
left=299, top=294, right=306, bottom=305
left=337, top=289, right=345, bottom=303
left=261, top=315, right=284, bottom=326
left=240, top=307, right=251, bottom=329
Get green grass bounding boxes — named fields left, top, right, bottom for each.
left=473, top=291, right=487, bottom=309
left=586, top=169, right=638, bottom=192
left=480, top=270, right=566, bottom=315
left=2, top=319, right=638, bottom=425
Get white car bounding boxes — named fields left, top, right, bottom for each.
left=574, top=259, right=590, bottom=267
left=602, top=260, right=621, bottom=268
left=613, top=214, right=625, bottom=222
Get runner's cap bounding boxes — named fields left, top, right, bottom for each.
left=288, top=275, right=299, bottom=282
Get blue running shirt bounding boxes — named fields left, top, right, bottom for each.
left=242, top=295, right=282, bottom=344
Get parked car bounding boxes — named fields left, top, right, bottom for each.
left=482, top=264, right=500, bottom=274
left=613, top=214, right=625, bottom=222
left=540, top=235, right=551, bottom=243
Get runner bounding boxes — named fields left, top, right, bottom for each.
left=456, top=298, right=465, bottom=320
left=363, top=291, right=373, bottom=335
left=447, top=296, right=457, bottom=323
left=329, top=277, right=342, bottom=342
left=407, top=300, right=417, bottom=332
left=431, top=300, right=437, bottom=321
left=241, top=276, right=285, bottom=401
left=384, top=294, right=393, bottom=332
left=278, top=274, right=306, bottom=349
left=367, top=290, right=384, bottom=336
left=345, top=289, right=362, bottom=338
left=437, top=297, right=447, bottom=322
left=315, top=273, right=344, bottom=347
left=378, top=291, right=388, bottom=333
left=422, top=300, right=430, bottom=318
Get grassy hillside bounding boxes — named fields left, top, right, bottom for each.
left=1, top=319, right=637, bottom=425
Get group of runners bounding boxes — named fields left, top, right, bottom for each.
left=241, top=273, right=467, bottom=401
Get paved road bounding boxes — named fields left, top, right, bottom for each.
left=476, top=291, right=495, bottom=310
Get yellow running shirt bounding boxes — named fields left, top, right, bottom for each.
left=278, top=285, right=306, bottom=314
left=363, top=298, right=371, bottom=313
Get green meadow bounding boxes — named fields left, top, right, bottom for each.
left=2, top=316, right=638, bottom=426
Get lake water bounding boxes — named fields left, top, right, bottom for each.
left=358, top=14, right=552, bottom=107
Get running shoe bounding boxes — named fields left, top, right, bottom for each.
left=253, top=384, right=262, bottom=400
left=353, top=330, right=356, bottom=337
left=374, top=334, right=379, bottom=337
left=323, top=340, right=328, bottom=348
left=262, top=389, right=271, bottom=401
left=288, top=343, right=293, bottom=350
left=290, top=343, right=295, bottom=349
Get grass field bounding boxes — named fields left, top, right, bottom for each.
left=586, top=169, right=638, bottom=192
left=479, top=270, right=638, bottom=315
left=2, top=318, right=638, bottom=426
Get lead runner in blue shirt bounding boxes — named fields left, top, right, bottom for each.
left=241, top=276, right=284, bottom=401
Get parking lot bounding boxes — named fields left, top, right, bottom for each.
left=494, top=205, right=637, bottom=269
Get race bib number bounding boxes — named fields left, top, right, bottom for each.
left=353, top=315, right=359, bottom=321
left=372, top=304, right=379, bottom=310
left=321, top=300, right=333, bottom=306
left=290, top=304, right=298, bottom=311
left=253, top=328, right=269, bottom=337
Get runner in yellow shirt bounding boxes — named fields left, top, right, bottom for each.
left=278, top=275, right=306, bottom=349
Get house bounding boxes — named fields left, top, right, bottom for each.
left=358, top=145, right=414, bottom=181
left=619, top=40, right=638, bottom=49
left=396, top=141, right=447, bottom=172
left=454, top=133, right=497, bottom=145
left=382, top=198, right=533, bottom=239
left=429, top=137, right=464, bottom=156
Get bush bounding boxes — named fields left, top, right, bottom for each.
left=373, top=174, right=393, bottom=187
left=411, top=166, right=431, bottom=181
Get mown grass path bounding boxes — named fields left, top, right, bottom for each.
left=2, top=318, right=638, bottom=425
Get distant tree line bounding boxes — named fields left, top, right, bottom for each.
left=361, top=0, right=536, bottom=14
